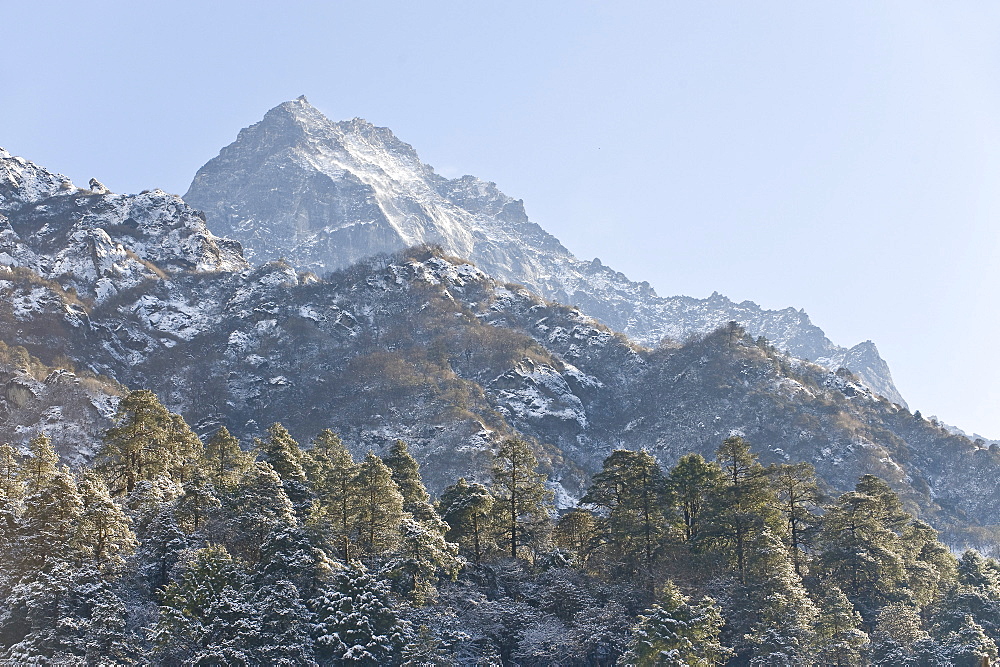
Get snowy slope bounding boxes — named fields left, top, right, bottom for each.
left=184, top=98, right=906, bottom=406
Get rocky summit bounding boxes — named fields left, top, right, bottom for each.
left=185, top=98, right=906, bottom=406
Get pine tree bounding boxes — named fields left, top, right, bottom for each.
left=769, top=461, right=821, bottom=575
left=134, top=506, right=188, bottom=592
left=868, top=601, right=931, bottom=664
left=222, top=462, right=297, bottom=565
left=20, top=433, right=58, bottom=495
left=619, top=580, right=731, bottom=666
left=740, top=529, right=818, bottom=665
left=583, top=449, right=672, bottom=581
left=854, top=474, right=910, bottom=532
left=553, top=508, right=596, bottom=564
left=14, top=468, right=84, bottom=576
left=818, top=477, right=912, bottom=623
left=0, top=443, right=23, bottom=501
left=256, top=422, right=307, bottom=483
left=439, top=477, right=495, bottom=565
left=95, top=389, right=201, bottom=495
left=0, top=489, right=19, bottom=581
left=902, top=518, right=958, bottom=608
left=151, top=544, right=247, bottom=661
left=203, top=426, right=251, bottom=489
left=174, top=467, right=221, bottom=534
left=384, top=440, right=434, bottom=521
left=388, top=515, right=462, bottom=604
left=0, top=445, right=21, bottom=571
left=667, top=453, right=722, bottom=543
left=74, top=471, right=136, bottom=573
left=813, top=586, right=869, bottom=666
left=909, top=636, right=955, bottom=665
left=957, top=550, right=1000, bottom=596
left=941, top=614, right=999, bottom=666
left=380, top=439, right=459, bottom=601
left=84, top=585, right=136, bottom=664
left=303, top=429, right=358, bottom=560
left=158, top=543, right=243, bottom=624
left=121, top=475, right=183, bottom=535
left=184, top=585, right=255, bottom=665
left=0, top=564, right=63, bottom=660
left=254, top=525, right=335, bottom=597
left=245, top=580, right=315, bottom=664
left=932, top=550, right=1000, bottom=642
left=702, top=436, right=781, bottom=583
left=309, top=562, right=408, bottom=665
left=0, top=560, right=122, bottom=664
left=166, top=413, right=204, bottom=484
left=490, top=437, right=553, bottom=560
left=352, top=452, right=405, bottom=558
left=255, top=422, right=311, bottom=518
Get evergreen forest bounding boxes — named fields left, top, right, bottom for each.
left=2, top=389, right=999, bottom=666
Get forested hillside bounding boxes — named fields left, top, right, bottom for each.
left=1, top=390, right=997, bottom=664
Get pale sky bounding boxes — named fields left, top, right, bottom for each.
left=4, top=2, right=1000, bottom=438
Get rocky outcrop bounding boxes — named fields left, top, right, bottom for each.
left=0, top=347, right=120, bottom=465
left=1, top=147, right=247, bottom=303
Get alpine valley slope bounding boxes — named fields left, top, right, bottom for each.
left=185, top=97, right=905, bottom=407
left=1, top=147, right=998, bottom=545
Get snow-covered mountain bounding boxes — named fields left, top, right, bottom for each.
left=2, top=146, right=998, bottom=545
left=184, top=97, right=906, bottom=406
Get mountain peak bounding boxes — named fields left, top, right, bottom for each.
left=259, top=96, right=331, bottom=132
left=242, top=100, right=410, bottom=161
left=184, top=100, right=904, bottom=409
left=187, top=99, right=504, bottom=271
left=842, top=339, right=905, bottom=407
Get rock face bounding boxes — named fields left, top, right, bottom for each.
left=0, top=352, right=120, bottom=466
left=184, top=98, right=906, bottom=406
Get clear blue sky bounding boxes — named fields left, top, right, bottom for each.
left=4, top=2, right=1000, bottom=438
